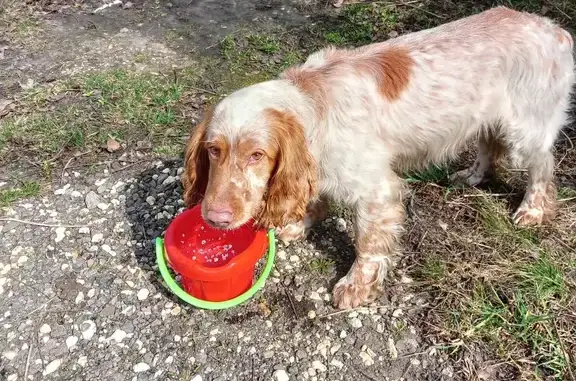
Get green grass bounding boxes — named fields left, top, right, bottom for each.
left=309, top=258, right=336, bottom=275
left=461, top=256, right=570, bottom=379
left=217, top=30, right=304, bottom=93
left=474, top=195, right=540, bottom=247
left=0, top=69, right=198, bottom=167
left=322, top=3, right=400, bottom=46
left=0, top=106, right=92, bottom=155
left=0, top=181, right=41, bottom=207
left=82, top=70, right=184, bottom=128
left=414, top=191, right=574, bottom=380
left=558, top=186, right=576, bottom=200
left=404, top=165, right=450, bottom=185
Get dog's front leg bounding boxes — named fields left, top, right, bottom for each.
left=276, top=197, right=329, bottom=243
left=332, top=178, right=405, bottom=309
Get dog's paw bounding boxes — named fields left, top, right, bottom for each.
left=276, top=222, right=307, bottom=244
left=332, top=275, right=381, bottom=310
left=513, top=206, right=547, bottom=226
left=450, top=167, right=486, bottom=187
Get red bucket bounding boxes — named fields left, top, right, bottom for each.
left=163, top=205, right=269, bottom=302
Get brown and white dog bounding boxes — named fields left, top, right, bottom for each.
left=182, top=7, right=575, bottom=309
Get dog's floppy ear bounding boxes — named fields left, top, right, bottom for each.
left=257, top=109, right=317, bottom=228
left=182, top=107, right=214, bottom=206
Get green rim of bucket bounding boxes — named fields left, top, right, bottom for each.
left=155, top=229, right=276, bottom=310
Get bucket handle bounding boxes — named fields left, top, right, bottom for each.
left=155, top=229, right=276, bottom=310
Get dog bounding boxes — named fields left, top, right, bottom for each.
left=182, top=6, right=575, bottom=309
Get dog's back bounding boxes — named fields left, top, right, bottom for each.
left=284, top=7, right=574, bottom=174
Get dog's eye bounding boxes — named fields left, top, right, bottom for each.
left=249, top=152, right=264, bottom=162
left=207, top=147, right=220, bottom=158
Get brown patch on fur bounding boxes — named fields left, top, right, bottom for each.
left=182, top=107, right=214, bottom=206
left=283, top=45, right=414, bottom=113
left=282, top=67, right=330, bottom=118
left=257, top=109, right=318, bottom=228
left=556, top=29, right=574, bottom=49
left=369, top=47, right=414, bottom=101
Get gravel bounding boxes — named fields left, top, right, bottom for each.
left=0, top=159, right=448, bottom=380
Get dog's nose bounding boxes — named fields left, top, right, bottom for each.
left=206, top=207, right=233, bottom=228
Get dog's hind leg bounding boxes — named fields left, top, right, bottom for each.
left=450, top=130, right=507, bottom=187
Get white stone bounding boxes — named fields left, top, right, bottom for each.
left=359, top=351, right=374, bottom=366
left=335, top=218, right=347, bottom=232
left=43, top=359, right=62, bottom=375
left=17, top=256, right=28, bottom=266
left=81, top=320, right=96, bottom=340
left=54, top=184, right=70, bottom=195
left=109, top=329, right=127, bottom=343
left=75, top=292, right=84, bottom=304
left=349, top=317, right=362, bottom=328
left=133, top=362, right=150, bottom=372
left=78, top=227, right=90, bottom=234
left=137, top=288, right=149, bottom=301
left=388, top=337, right=398, bottom=359
left=55, top=227, right=66, bottom=243
left=7, top=374, right=17, bottom=381
left=146, top=196, right=155, bottom=205
left=330, top=343, right=341, bottom=355
left=39, top=324, right=51, bottom=334
left=165, top=355, right=174, bottom=364
left=307, top=310, right=316, bottom=319
left=2, top=351, right=17, bottom=360
left=77, top=356, right=87, bottom=367
left=91, top=234, right=103, bottom=243
left=339, top=330, right=347, bottom=339
left=71, top=190, right=82, bottom=198
left=309, top=292, right=322, bottom=301
left=66, top=336, right=78, bottom=349
left=162, top=176, right=176, bottom=185
left=312, top=360, right=327, bottom=372
left=191, top=376, right=202, bottom=381
left=330, top=359, right=344, bottom=369
left=273, top=369, right=290, bottom=381
left=101, top=245, right=116, bottom=256
left=96, top=203, right=109, bottom=210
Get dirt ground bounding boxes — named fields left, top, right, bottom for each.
left=1, top=0, right=575, bottom=380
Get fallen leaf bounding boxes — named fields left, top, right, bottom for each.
left=106, top=137, right=121, bottom=153
left=0, top=99, right=14, bottom=118
left=258, top=302, right=272, bottom=318
left=19, top=78, right=36, bottom=90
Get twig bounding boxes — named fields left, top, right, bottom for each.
left=24, top=342, right=33, bottom=380
left=402, top=1, right=444, bottom=19
left=275, top=265, right=299, bottom=318
left=188, top=86, right=221, bottom=96
left=354, top=365, right=380, bottom=381
left=0, top=218, right=88, bottom=228
left=110, top=159, right=154, bottom=174
left=553, top=318, right=575, bottom=381
left=61, top=150, right=92, bottom=182
left=557, top=129, right=574, bottom=168
left=462, top=192, right=519, bottom=198
left=552, top=3, right=572, bottom=20
left=559, top=197, right=576, bottom=202
left=398, top=349, right=428, bottom=358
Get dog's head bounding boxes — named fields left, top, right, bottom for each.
left=182, top=83, right=317, bottom=230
